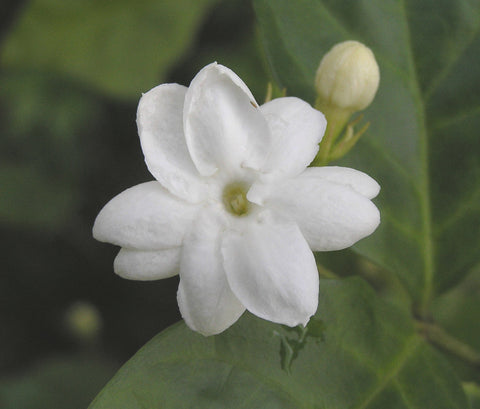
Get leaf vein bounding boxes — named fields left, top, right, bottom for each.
left=362, top=134, right=422, bottom=195
left=436, top=185, right=480, bottom=234
left=353, top=336, right=421, bottom=409
left=381, top=210, right=420, bottom=241
left=424, top=15, right=480, bottom=100
left=392, top=378, right=417, bottom=409
left=432, top=105, right=480, bottom=130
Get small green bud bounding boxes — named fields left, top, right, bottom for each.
left=315, top=41, right=380, bottom=112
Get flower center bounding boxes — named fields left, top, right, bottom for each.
left=222, top=182, right=250, bottom=216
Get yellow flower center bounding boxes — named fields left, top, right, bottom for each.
left=222, top=182, right=250, bottom=216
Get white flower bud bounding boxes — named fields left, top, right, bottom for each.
left=315, top=41, right=380, bottom=112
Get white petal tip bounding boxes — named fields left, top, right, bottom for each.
left=367, top=180, right=381, bottom=199
left=91, top=211, right=110, bottom=243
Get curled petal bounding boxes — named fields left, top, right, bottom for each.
left=137, top=83, right=206, bottom=202
left=248, top=169, right=380, bottom=251
left=114, top=247, right=180, bottom=280
left=183, top=62, right=271, bottom=177
left=222, top=211, right=318, bottom=327
left=93, top=181, right=198, bottom=250
left=178, top=205, right=245, bottom=336
left=260, top=97, right=326, bottom=179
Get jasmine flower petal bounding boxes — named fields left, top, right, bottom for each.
left=137, top=83, right=207, bottom=202
left=307, top=166, right=380, bottom=199
left=93, top=181, right=198, bottom=250
left=183, top=62, right=271, bottom=177
left=222, top=211, right=318, bottom=327
left=177, top=206, right=245, bottom=336
left=114, top=247, right=180, bottom=280
left=248, top=171, right=380, bottom=251
left=260, top=97, right=326, bottom=179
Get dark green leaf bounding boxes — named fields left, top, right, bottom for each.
left=254, top=0, right=480, bottom=309
left=89, top=279, right=467, bottom=409
left=1, top=0, right=217, bottom=99
left=433, top=268, right=480, bottom=382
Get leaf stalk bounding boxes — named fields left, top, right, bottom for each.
left=416, top=320, right=480, bottom=369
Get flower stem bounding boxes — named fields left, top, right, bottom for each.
left=311, top=103, right=351, bottom=166
left=416, top=320, right=480, bottom=369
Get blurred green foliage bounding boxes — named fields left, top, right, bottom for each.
left=1, top=0, right=217, bottom=99
left=0, top=0, right=268, bottom=407
left=0, top=357, right=117, bottom=409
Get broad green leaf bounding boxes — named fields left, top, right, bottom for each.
left=0, top=357, right=117, bottom=409
left=89, top=279, right=467, bottom=409
left=254, top=0, right=480, bottom=310
left=1, top=0, right=216, bottom=99
left=433, top=268, right=480, bottom=382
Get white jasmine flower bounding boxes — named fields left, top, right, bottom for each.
left=93, top=63, right=380, bottom=336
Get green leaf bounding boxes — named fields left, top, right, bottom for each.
left=465, top=383, right=480, bottom=409
left=433, top=268, right=480, bottom=382
left=89, top=279, right=467, bottom=409
left=1, top=0, right=217, bottom=99
left=254, top=0, right=480, bottom=310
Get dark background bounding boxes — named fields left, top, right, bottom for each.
left=0, top=0, right=270, bottom=407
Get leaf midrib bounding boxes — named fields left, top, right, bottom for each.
left=400, top=0, right=435, bottom=313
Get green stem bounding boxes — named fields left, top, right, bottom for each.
left=329, top=121, right=370, bottom=161
left=416, top=320, right=480, bottom=369
left=311, top=102, right=351, bottom=166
